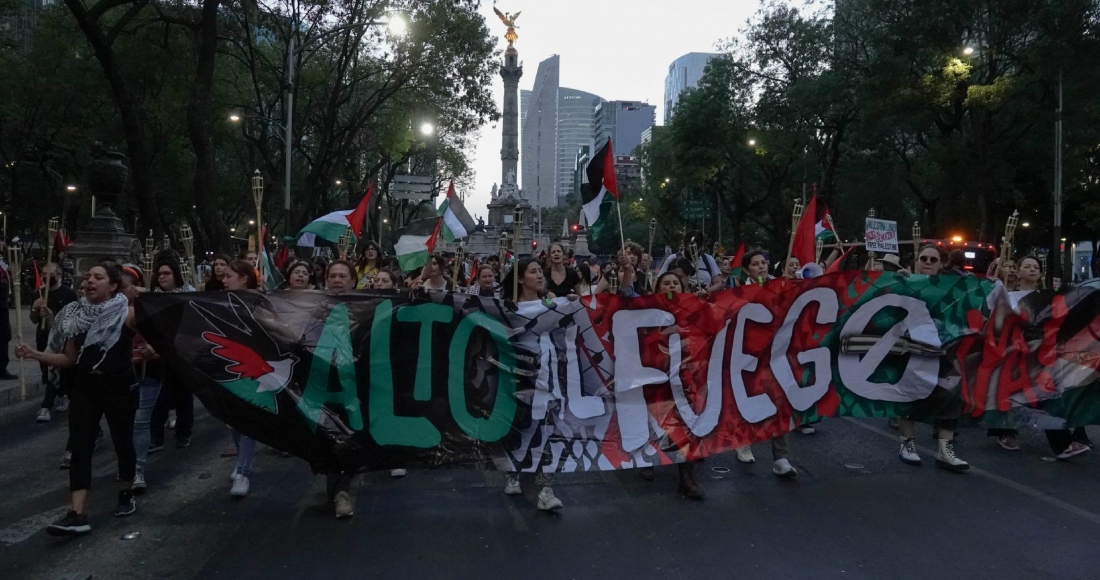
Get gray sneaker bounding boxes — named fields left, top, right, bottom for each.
left=334, top=491, right=354, bottom=518
left=503, top=474, right=521, bottom=495
left=36, top=408, right=51, bottom=423
left=230, top=474, right=250, bottom=498
left=132, top=471, right=147, bottom=493
left=53, top=395, right=69, bottom=413
left=536, top=486, right=563, bottom=511
left=59, top=451, right=71, bottom=469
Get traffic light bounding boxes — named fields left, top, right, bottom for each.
left=570, top=224, right=585, bottom=233
left=531, top=240, right=538, bottom=251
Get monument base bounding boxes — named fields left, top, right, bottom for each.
left=66, top=208, right=141, bottom=273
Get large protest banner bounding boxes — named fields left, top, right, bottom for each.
left=135, top=272, right=1100, bottom=473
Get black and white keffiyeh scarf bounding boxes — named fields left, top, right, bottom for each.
left=47, top=293, right=129, bottom=369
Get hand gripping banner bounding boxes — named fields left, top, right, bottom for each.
left=135, top=272, right=1100, bottom=474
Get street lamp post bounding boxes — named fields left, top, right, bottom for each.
left=281, top=15, right=407, bottom=234
left=1052, top=69, right=1065, bottom=288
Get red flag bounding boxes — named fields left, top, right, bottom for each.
left=426, top=216, right=443, bottom=254
left=345, top=182, right=373, bottom=238
left=730, top=242, right=745, bottom=268
left=55, top=228, right=72, bottom=252
left=274, top=244, right=289, bottom=270
left=33, top=261, right=43, bottom=290
left=790, top=194, right=818, bottom=266
left=825, top=245, right=856, bottom=274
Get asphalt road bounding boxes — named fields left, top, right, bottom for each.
left=0, top=393, right=1097, bottom=580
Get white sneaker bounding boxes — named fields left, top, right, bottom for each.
left=53, top=396, right=69, bottom=413
left=390, top=469, right=407, bottom=478
left=230, top=474, right=250, bottom=497
left=132, top=471, right=147, bottom=493
left=772, top=458, right=797, bottom=478
left=168, top=411, right=176, bottom=430
left=735, top=446, right=756, bottom=464
left=799, top=425, right=816, bottom=434
left=36, top=408, right=51, bottom=423
left=334, top=491, right=354, bottom=518
left=503, top=474, right=521, bottom=495
left=229, top=467, right=239, bottom=481
left=537, top=486, right=563, bottom=511
left=935, top=439, right=969, bottom=471
left=1055, top=442, right=1091, bottom=460
left=899, top=438, right=921, bottom=465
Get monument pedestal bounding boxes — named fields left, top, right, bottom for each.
left=573, top=234, right=590, bottom=258
left=67, top=208, right=140, bottom=273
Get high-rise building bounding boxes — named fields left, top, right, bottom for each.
left=10, top=0, right=55, bottom=50
left=520, top=55, right=559, bottom=211
left=556, top=88, right=604, bottom=206
left=594, top=100, right=655, bottom=158
left=663, top=52, right=721, bottom=124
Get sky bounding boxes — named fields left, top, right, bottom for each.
left=460, top=0, right=760, bottom=219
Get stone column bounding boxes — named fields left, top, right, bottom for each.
left=500, top=46, right=523, bottom=190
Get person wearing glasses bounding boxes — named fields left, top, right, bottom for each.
left=895, top=245, right=969, bottom=471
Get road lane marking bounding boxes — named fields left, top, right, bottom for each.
left=0, top=506, right=69, bottom=545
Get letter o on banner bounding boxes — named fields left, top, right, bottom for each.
left=448, top=311, right=518, bottom=442
left=838, top=294, right=941, bottom=402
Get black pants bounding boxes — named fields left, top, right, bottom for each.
left=150, top=374, right=194, bottom=443
left=68, top=372, right=136, bottom=492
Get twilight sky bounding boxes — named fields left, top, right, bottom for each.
left=458, top=0, right=760, bottom=219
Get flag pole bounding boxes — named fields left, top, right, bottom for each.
left=40, top=217, right=58, bottom=330
left=7, top=245, right=26, bottom=400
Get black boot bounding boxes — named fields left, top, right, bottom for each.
left=677, top=463, right=704, bottom=500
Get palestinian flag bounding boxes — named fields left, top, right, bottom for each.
left=394, top=217, right=442, bottom=272
left=345, top=182, right=373, bottom=239
left=296, top=210, right=355, bottom=246
left=816, top=207, right=837, bottom=243
left=260, top=228, right=284, bottom=291
left=581, top=138, right=618, bottom=241
left=439, top=181, right=476, bottom=242
left=729, top=243, right=746, bottom=281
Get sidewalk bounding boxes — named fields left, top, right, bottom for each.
left=0, top=308, right=44, bottom=409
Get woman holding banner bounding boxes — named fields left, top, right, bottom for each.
left=498, top=258, right=565, bottom=511
left=986, top=256, right=1092, bottom=458
left=221, top=261, right=262, bottom=498
left=895, top=245, right=969, bottom=471
left=635, top=271, right=706, bottom=499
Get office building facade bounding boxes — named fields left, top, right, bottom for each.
left=594, top=100, right=656, bottom=158
left=556, top=88, right=604, bottom=206
left=520, top=55, right=559, bottom=211
left=663, top=52, right=721, bottom=124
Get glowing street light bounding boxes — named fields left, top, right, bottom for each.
left=1021, top=222, right=1030, bottom=228
left=962, top=46, right=975, bottom=56
left=420, top=122, right=434, bottom=136
left=229, top=114, right=241, bottom=122
left=748, top=139, right=756, bottom=147
left=335, top=179, right=342, bottom=186
left=65, top=185, right=77, bottom=192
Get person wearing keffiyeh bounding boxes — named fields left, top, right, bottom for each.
left=17, top=262, right=141, bottom=537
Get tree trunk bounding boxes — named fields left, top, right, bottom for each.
left=187, top=0, right=229, bottom=252
left=62, top=0, right=164, bottom=238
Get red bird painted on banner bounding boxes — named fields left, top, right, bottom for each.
left=191, top=294, right=297, bottom=397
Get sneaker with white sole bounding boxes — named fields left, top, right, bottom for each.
left=148, top=442, right=164, bottom=454
left=537, top=486, right=563, bottom=511
left=114, top=491, right=137, bottom=517
left=899, top=438, right=921, bottom=465
left=799, top=425, right=816, bottom=435
left=230, top=474, right=250, bottom=497
left=36, top=408, right=51, bottom=423
left=229, top=467, right=239, bottom=481
left=59, top=451, right=71, bottom=469
left=334, top=491, right=354, bottom=518
left=46, top=511, right=91, bottom=536
left=935, top=439, right=969, bottom=471
left=132, top=471, right=147, bottom=494
left=503, top=474, right=521, bottom=495
left=735, top=446, right=756, bottom=464
left=390, top=469, right=407, bottom=478
left=54, top=396, right=69, bottom=413
left=1055, top=442, right=1090, bottom=460
left=772, top=458, right=797, bottom=478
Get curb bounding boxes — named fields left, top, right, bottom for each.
left=0, top=381, right=44, bottom=409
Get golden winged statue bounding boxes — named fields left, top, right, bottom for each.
left=493, top=6, right=521, bottom=46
